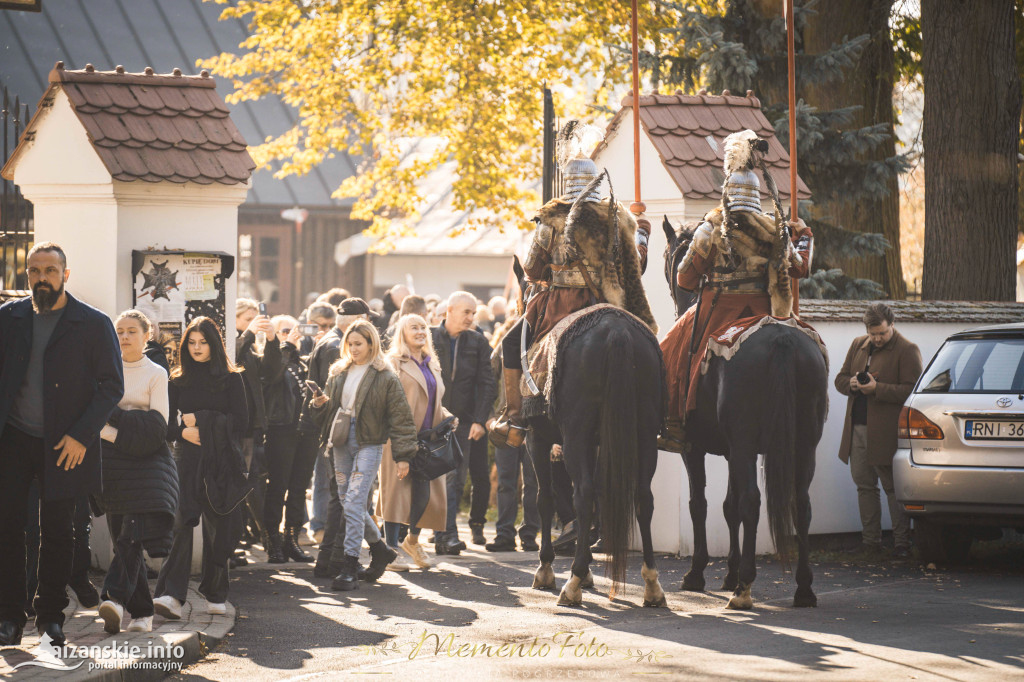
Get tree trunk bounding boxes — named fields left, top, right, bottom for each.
left=803, top=0, right=906, bottom=299
left=922, top=0, right=1021, bottom=301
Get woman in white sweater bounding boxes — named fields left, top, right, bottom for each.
left=96, top=310, right=174, bottom=635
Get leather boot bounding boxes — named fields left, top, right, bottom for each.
left=331, top=555, right=361, bottom=592
left=489, top=368, right=528, bottom=448
left=656, top=418, right=688, bottom=454
left=283, top=526, right=314, bottom=562
left=470, top=523, right=486, bottom=545
left=358, top=540, right=398, bottom=582
left=264, top=530, right=287, bottom=564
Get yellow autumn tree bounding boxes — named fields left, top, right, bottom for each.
left=200, top=0, right=676, bottom=243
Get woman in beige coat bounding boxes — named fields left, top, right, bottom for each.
left=378, top=314, right=454, bottom=569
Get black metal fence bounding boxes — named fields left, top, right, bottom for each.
left=2, top=83, right=34, bottom=294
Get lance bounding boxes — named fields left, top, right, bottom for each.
left=784, top=0, right=801, bottom=315
left=630, top=0, right=651, bottom=272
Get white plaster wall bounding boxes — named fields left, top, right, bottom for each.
left=9, top=91, right=249, bottom=572
left=372, top=253, right=513, bottom=298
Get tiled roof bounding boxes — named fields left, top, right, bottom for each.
left=598, top=90, right=811, bottom=202
left=15, top=61, right=255, bottom=185
left=799, top=300, right=1024, bottom=324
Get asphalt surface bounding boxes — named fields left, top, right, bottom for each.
left=167, top=535, right=1024, bottom=682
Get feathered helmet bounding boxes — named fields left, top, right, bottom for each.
left=722, top=129, right=770, bottom=213
left=556, top=121, right=606, bottom=203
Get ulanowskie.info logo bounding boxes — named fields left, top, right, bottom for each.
left=12, top=631, right=185, bottom=673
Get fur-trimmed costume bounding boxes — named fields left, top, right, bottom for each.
left=524, top=197, right=657, bottom=342
left=661, top=210, right=813, bottom=418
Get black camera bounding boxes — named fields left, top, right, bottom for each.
left=856, top=371, right=871, bottom=384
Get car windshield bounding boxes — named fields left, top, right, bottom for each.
left=919, top=337, right=1024, bottom=393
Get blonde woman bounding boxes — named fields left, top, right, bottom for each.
left=379, top=314, right=454, bottom=569
left=311, top=321, right=418, bottom=591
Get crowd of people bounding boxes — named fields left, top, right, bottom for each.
left=0, top=241, right=548, bottom=647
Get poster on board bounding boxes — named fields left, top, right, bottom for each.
left=132, top=250, right=235, bottom=368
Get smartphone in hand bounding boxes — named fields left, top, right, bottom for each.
left=304, top=379, right=323, bottom=397
left=258, top=301, right=268, bottom=316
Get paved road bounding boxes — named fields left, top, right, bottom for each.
left=169, top=538, right=1024, bottom=681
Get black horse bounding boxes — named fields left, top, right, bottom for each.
left=662, top=218, right=829, bottom=609
left=511, top=257, right=667, bottom=607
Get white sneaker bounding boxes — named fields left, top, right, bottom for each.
left=153, top=595, right=182, bottom=620
left=401, top=536, right=433, bottom=569
left=126, top=616, right=153, bottom=633
left=207, top=602, right=227, bottom=616
left=386, top=560, right=410, bottom=572
left=98, top=600, right=124, bottom=635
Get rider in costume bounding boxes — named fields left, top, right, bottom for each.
left=660, top=130, right=814, bottom=452
left=489, top=123, right=656, bottom=448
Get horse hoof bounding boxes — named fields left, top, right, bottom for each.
left=643, top=595, right=668, bottom=608
left=532, top=563, right=556, bottom=591
left=580, top=571, right=594, bottom=589
left=793, top=589, right=818, bottom=608
left=721, top=575, right=739, bottom=592
left=726, top=584, right=753, bottom=610
left=681, top=574, right=705, bottom=592
left=557, top=575, right=584, bottom=606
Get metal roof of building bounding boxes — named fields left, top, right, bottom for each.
left=799, top=300, right=1024, bottom=324
left=0, top=0, right=357, bottom=207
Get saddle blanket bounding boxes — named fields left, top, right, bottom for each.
left=700, top=315, right=828, bottom=375
left=524, top=303, right=652, bottom=409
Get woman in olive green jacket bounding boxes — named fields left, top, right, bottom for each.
left=311, top=320, right=418, bottom=590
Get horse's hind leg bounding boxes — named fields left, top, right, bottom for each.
left=721, top=475, right=741, bottom=592
left=793, top=446, right=817, bottom=608
left=681, top=449, right=709, bottom=592
left=558, top=430, right=597, bottom=607
left=726, top=453, right=759, bottom=611
left=638, top=430, right=666, bottom=607
left=529, top=424, right=557, bottom=591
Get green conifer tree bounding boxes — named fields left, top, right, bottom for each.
left=633, top=0, right=909, bottom=299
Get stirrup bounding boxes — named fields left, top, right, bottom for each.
left=489, top=417, right=528, bottom=449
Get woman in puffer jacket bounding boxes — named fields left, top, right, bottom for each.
left=311, top=320, right=418, bottom=592
left=95, top=310, right=178, bottom=635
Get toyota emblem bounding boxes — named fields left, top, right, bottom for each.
left=996, top=397, right=1013, bottom=408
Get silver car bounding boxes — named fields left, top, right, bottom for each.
left=893, top=322, right=1024, bottom=563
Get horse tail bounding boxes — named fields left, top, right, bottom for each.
left=762, top=329, right=798, bottom=564
left=599, top=328, right=637, bottom=590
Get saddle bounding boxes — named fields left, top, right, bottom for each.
left=700, top=315, right=828, bottom=376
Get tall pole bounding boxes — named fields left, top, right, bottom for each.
left=630, top=0, right=650, bottom=271
left=785, top=0, right=800, bottom=314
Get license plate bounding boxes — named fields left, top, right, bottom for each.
left=964, top=420, right=1024, bottom=440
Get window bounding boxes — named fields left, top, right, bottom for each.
left=919, top=338, right=1024, bottom=393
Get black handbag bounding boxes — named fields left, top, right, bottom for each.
left=410, top=416, right=462, bottom=481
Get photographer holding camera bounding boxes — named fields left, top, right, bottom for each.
left=835, top=302, right=923, bottom=559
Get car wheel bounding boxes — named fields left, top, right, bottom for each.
left=941, top=525, right=973, bottom=563
left=915, top=517, right=946, bottom=563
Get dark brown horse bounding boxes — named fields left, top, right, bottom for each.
left=512, top=257, right=667, bottom=607
left=662, top=218, right=828, bottom=609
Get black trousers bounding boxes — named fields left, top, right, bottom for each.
left=264, top=426, right=319, bottom=532
left=0, top=425, right=76, bottom=628
left=101, top=514, right=153, bottom=617
left=154, top=497, right=235, bottom=605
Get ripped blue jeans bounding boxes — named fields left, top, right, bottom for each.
left=333, top=422, right=383, bottom=558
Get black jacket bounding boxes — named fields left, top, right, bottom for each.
left=143, top=341, right=170, bottom=374
left=430, top=325, right=496, bottom=425
left=298, top=327, right=343, bottom=432
left=0, top=294, right=123, bottom=501
left=263, top=342, right=306, bottom=428
left=94, top=408, right=178, bottom=558
left=235, top=330, right=282, bottom=434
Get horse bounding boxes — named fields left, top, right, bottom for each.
left=661, top=218, right=829, bottom=610
left=510, top=256, right=667, bottom=608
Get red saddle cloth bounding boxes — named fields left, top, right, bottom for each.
left=662, top=307, right=825, bottom=418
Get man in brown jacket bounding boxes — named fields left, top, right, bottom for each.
left=835, top=303, right=923, bottom=558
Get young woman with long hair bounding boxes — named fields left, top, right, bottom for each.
left=96, top=310, right=177, bottom=634
left=379, top=314, right=454, bottom=569
left=153, top=317, right=247, bottom=618
left=311, top=320, right=418, bottom=591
